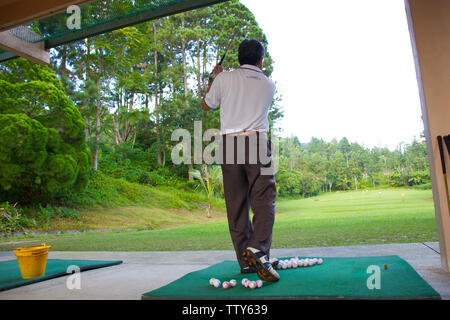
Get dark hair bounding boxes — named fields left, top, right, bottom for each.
left=238, top=39, right=265, bottom=66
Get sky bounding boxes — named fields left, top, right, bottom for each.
left=240, top=0, right=424, bottom=150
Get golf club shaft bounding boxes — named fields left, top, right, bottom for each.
left=437, top=135, right=450, bottom=214
left=208, top=31, right=239, bottom=86
left=218, top=30, right=239, bottom=65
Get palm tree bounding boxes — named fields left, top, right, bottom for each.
left=189, top=165, right=223, bottom=218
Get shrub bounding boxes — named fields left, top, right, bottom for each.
left=36, top=204, right=79, bottom=226
left=123, top=167, right=142, bottom=183
left=411, top=183, right=432, bottom=190
left=62, top=171, right=123, bottom=207
left=389, top=170, right=408, bottom=187
left=408, top=170, right=431, bottom=186
left=138, top=171, right=165, bottom=186
left=0, top=202, right=36, bottom=234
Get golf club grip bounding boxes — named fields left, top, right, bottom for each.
left=444, top=135, right=450, bottom=157
left=438, top=136, right=447, bottom=174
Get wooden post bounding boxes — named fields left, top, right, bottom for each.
left=405, top=0, right=450, bottom=272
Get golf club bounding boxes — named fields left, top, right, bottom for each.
left=218, top=30, right=239, bottom=66
left=208, top=30, right=239, bottom=85
left=437, top=135, right=450, bottom=214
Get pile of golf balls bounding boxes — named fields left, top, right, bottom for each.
left=241, top=278, right=263, bottom=289
left=276, top=257, right=323, bottom=270
left=209, top=278, right=237, bottom=289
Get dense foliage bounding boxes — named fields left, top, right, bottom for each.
left=0, top=60, right=91, bottom=204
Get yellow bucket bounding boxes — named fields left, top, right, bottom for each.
left=14, top=244, right=51, bottom=279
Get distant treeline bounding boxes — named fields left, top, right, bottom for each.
left=276, top=136, right=430, bottom=197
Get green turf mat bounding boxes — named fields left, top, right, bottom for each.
left=0, top=259, right=122, bottom=292
left=142, top=255, right=440, bottom=300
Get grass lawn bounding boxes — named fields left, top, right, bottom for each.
left=0, top=189, right=438, bottom=251
left=32, top=205, right=227, bottom=232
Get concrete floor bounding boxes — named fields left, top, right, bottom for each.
left=0, top=242, right=449, bottom=300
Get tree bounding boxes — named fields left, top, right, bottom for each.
left=0, top=59, right=91, bottom=204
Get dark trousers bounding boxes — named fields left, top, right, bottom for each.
left=220, top=132, right=276, bottom=268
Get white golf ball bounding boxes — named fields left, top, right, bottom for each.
left=209, top=278, right=216, bottom=286
left=213, top=279, right=221, bottom=288
left=256, top=280, right=263, bottom=288
left=230, top=279, right=237, bottom=287
left=292, top=261, right=298, bottom=268
left=318, top=258, right=323, bottom=265
left=223, top=281, right=230, bottom=289
left=282, top=263, right=287, bottom=270
left=249, top=281, right=257, bottom=289
left=241, top=278, right=248, bottom=286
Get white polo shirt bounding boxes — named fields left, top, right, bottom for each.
left=204, top=64, right=276, bottom=135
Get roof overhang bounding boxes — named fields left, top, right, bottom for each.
left=0, top=0, right=230, bottom=64
left=0, top=0, right=97, bottom=32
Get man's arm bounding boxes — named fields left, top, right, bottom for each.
left=202, top=64, right=223, bottom=111
left=202, top=82, right=214, bottom=111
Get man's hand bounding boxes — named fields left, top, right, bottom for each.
left=208, top=64, right=224, bottom=83
left=202, top=64, right=224, bottom=111
left=213, top=64, right=224, bottom=75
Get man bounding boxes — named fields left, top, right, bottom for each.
left=202, top=38, right=280, bottom=282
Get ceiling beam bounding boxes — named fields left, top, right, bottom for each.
left=0, top=0, right=98, bottom=32
left=0, top=29, right=49, bottom=65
